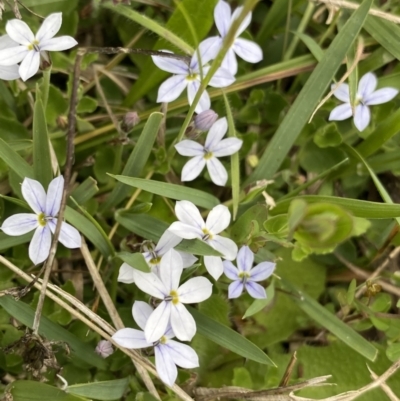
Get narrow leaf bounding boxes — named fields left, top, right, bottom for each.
left=243, top=282, right=275, bottom=319
left=69, top=177, right=99, bottom=205
left=67, top=379, right=129, bottom=400
left=116, top=252, right=150, bottom=273
left=0, top=138, right=33, bottom=179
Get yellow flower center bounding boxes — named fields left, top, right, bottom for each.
left=204, top=151, right=213, bottom=160
left=169, top=290, right=179, bottom=305
left=186, top=72, right=198, bottom=81
left=238, top=271, right=250, bottom=282
left=202, top=228, right=213, bottom=241
left=159, top=336, right=167, bottom=344
left=149, top=256, right=161, bottom=265
left=37, top=212, right=47, bottom=227
left=27, top=40, right=39, bottom=51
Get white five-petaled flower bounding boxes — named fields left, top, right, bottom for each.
left=329, top=72, right=399, bottom=132
left=112, top=301, right=199, bottom=386
left=0, top=35, right=20, bottom=80
left=199, top=0, right=263, bottom=75
left=152, top=49, right=235, bottom=114
left=223, top=246, right=275, bottom=299
left=0, top=13, right=78, bottom=81
left=168, top=200, right=238, bottom=280
left=175, top=117, right=242, bottom=186
left=132, top=249, right=212, bottom=342
left=118, top=229, right=197, bottom=283
left=1, top=176, right=81, bottom=265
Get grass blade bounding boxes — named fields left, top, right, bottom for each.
left=0, top=138, right=33, bottom=179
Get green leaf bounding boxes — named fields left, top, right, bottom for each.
left=0, top=296, right=107, bottom=369
left=33, top=94, right=53, bottom=188
left=69, top=177, right=99, bottom=205
left=188, top=306, right=275, bottom=366
left=116, top=251, right=150, bottom=273
left=314, top=123, right=342, bottom=148
left=110, top=176, right=219, bottom=209
left=0, top=138, right=33, bottom=179
left=101, top=112, right=163, bottom=210
left=282, top=280, right=378, bottom=361
left=243, top=282, right=275, bottom=319
left=295, top=32, right=325, bottom=61
left=0, top=232, right=32, bottom=251
left=246, top=0, right=373, bottom=184
left=66, top=378, right=129, bottom=400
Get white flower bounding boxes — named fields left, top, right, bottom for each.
left=0, top=13, right=77, bottom=81
left=199, top=0, right=263, bottom=75
left=132, top=249, right=212, bottom=342
left=223, top=246, right=275, bottom=299
left=0, top=35, right=20, bottom=80
left=112, top=301, right=199, bottom=386
left=152, top=49, right=235, bottom=114
left=329, top=72, right=399, bottom=132
left=168, top=200, right=238, bottom=280
left=175, top=117, right=242, bottom=186
left=1, top=176, right=81, bottom=265
left=118, top=229, right=197, bottom=283
left=95, top=340, right=114, bottom=358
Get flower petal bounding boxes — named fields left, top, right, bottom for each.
left=0, top=65, right=20, bottom=80
left=45, top=175, right=64, bottom=217
left=156, top=230, right=182, bottom=255
left=237, top=245, right=254, bottom=272
left=22, top=178, right=46, bottom=214
left=205, top=117, right=228, bottom=149
left=6, top=19, right=34, bottom=45
left=178, top=276, right=212, bottom=303
left=39, top=36, right=77, bottom=51
left=328, top=103, right=352, bottom=121
left=187, top=80, right=210, bottom=114
left=358, top=72, right=377, bottom=98
left=233, top=38, right=262, bottom=64
left=353, top=104, right=371, bottom=132
left=175, top=140, right=204, bottom=156
left=364, top=88, right=399, bottom=105
left=0, top=46, right=29, bottom=66
left=198, top=36, right=222, bottom=64
left=145, top=301, right=172, bottom=343
left=155, top=345, right=177, bottom=386
left=228, top=280, right=244, bottom=298
left=118, top=263, right=135, bottom=284
left=1, top=213, right=38, bottom=235
left=112, top=328, right=151, bottom=349
left=214, top=0, right=232, bottom=37
left=175, top=200, right=205, bottom=230
left=208, top=66, right=235, bottom=88
left=29, top=225, right=51, bottom=265
left=19, top=50, right=40, bottom=81
left=133, top=271, right=168, bottom=299
left=331, top=83, right=349, bottom=102
left=48, top=220, right=81, bottom=248
left=157, top=75, right=187, bottom=103
left=168, top=222, right=203, bottom=239
left=245, top=281, right=266, bottom=299
left=181, top=156, right=206, bottom=182
left=204, top=255, right=224, bottom=280
left=36, top=13, right=62, bottom=42
left=152, top=51, right=188, bottom=74
left=177, top=251, right=197, bottom=268
left=171, top=303, right=196, bottom=341
left=209, top=235, right=238, bottom=260
left=206, top=204, right=231, bottom=234
left=250, top=261, right=276, bottom=281
left=132, top=301, right=154, bottom=331
left=206, top=157, right=228, bottom=186
left=220, top=48, right=238, bottom=76
left=231, top=6, right=252, bottom=36
left=0, top=35, right=18, bottom=50
left=223, top=260, right=239, bottom=280
left=166, top=340, right=199, bottom=368
left=212, top=138, right=243, bottom=157
left=160, top=249, right=183, bottom=292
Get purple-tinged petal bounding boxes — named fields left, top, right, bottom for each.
left=1, top=213, right=38, bottom=235
left=177, top=251, right=197, bottom=268
left=29, top=225, right=51, bottom=265
left=39, top=36, right=77, bottom=51
left=204, top=255, right=224, bottom=280
left=208, top=66, right=235, bottom=88
left=233, top=38, right=262, bottom=64
left=145, top=301, right=172, bottom=343
left=155, top=344, right=177, bottom=386
left=174, top=200, right=205, bottom=230
left=118, top=263, right=135, bottom=284
left=6, top=19, right=34, bottom=45
left=198, top=36, right=222, bottom=64
left=228, top=280, right=244, bottom=298
left=245, top=281, right=266, bottom=299
left=250, top=261, right=276, bottom=281
left=331, top=83, right=349, bottom=102
left=237, top=246, right=254, bottom=272
left=205, top=118, right=228, bottom=149
left=21, top=178, right=46, bottom=214
left=45, top=175, right=64, bottom=217
left=209, top=235, right=237, bottom=261
left=19, top=50, right=40, bottom=81
left=159, top=249, right=183, bottom=292
left=220, top=48, right=238, bottom=76
left=364, top=88, right=399, bottom=106
left=133, top=270, right=168, bottom=299
left=170, top=303, right=196, bottom=341
left=132, top=301, right=154, bottom=331
left=206, top=204, right=231, bottom=234
left=358, top=72, right=377, bottom=98
left=48, top=220, right=81, bottom=248
left=0, top=46, right=28, bottom=66
left=175, top=140, right=204, bottom=157
left=178, top=276, right=212, bottom=303
left=181, top=156, right=206, bottom=182
left=36, top=13, right=62, bottom=42
left=328, top=103, right=352, bottom=121
left=223, top=260, right=239, bottom=280
left=152, top=51, right=189, bottom=74
left=214, top=0, right=232, bottom=37
left=95, top=340, right=113, bottom=358
left=353, top=104, right=370, bottom=132
left=166, top=340, right=199, bottom=368
left=112, top=328, right=151, bottom=349
left=157, top=75, right=187, bottom=103
left=231, top=6, right=252, bottom=37
left=168, top=221, right=203, bottom=240
left=206, top=157, right=228, bottom=186
left=0, top=65, right=20, bottom=80
left=156, top=230, right=182, bottom=256
left=212, top=138, right=243, bottom=157
left=187, top=80, right=210, bottom=114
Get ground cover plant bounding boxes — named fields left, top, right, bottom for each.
left=0, top=0, right=400, bottom=400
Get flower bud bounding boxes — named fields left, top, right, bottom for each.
left=194, top=109, right=218, bottom=131
left=95, top=340, right=114, bottom=358
left=121, top=111, right=140, bottom=133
